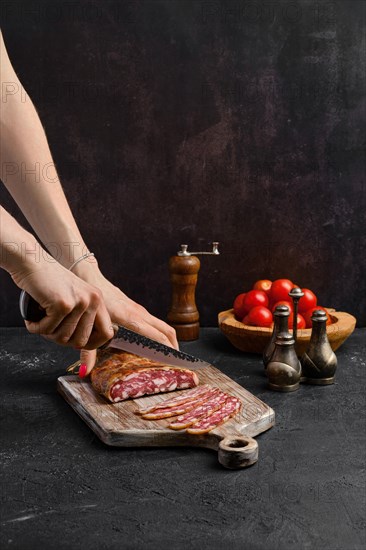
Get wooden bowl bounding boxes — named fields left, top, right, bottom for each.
left=218, top=308, right=356, bottom=357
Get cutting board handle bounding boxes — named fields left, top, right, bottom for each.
left=218, top=436, right=258, bottom=469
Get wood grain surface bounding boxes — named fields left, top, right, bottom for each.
left=58, top=364, right=275, bottom=469
left=167, top=254, right=201, bottom=341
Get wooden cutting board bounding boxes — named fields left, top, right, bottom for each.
left=58, top=363, right=275, bottom=469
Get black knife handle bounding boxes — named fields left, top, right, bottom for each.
left=19, top=290, right=46, bottom=322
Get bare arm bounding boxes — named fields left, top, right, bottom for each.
left=0, top=205, right=113, bottom=349
left=0, top=31, right=178, bottom=371
left=0, top=30, right=87, bottom=268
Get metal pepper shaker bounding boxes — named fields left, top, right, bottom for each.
left=266, top=331, right=302, bottom=392
left=301, top=310, right=337, bottom=385
left=288, top=287, right=304, bottom=343
left=263, top=305, right=291, bottom=369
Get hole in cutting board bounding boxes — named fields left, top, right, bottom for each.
left=227, top=439, right=248, bottom=449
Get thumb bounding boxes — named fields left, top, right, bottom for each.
left=79, top=349, right=97, bottom=377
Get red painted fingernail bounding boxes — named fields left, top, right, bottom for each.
left=78, top=364, right=87, bottom=378
left=75, top=347, right=82, bottom=350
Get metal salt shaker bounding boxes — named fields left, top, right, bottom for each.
left=301, top=310, right=337, bottom=385
left=263, top=305, right=291, bottom=369
left=266, top=332, right=302, bottom=392
left=288, top=287, right=304, bottom=343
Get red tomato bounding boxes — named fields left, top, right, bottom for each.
left=253, top=279, right=272, bottom=296
left=247, top=306, right=273, bottom=327
left=233, top=293, right=246, bottom=320
left=271, top=300, right=294, bottom=314
left=288, top=313, right=306, bottom=329
left=303, top=307, right=331, bottom=328
left=243, top=290, right=269, bottom=312
left=298, top=288, right=317, bottom=313
left=270, top=279, right=294, bottom=303
left=242, top=314, right=250, bottom=325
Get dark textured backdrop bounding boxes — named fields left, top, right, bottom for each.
left=1, top=0, right=365, bottom=327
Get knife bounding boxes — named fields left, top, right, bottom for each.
left=19, top=290, right=210, bottom=369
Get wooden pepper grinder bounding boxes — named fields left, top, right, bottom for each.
left=167, top=242, right=220, bottom=341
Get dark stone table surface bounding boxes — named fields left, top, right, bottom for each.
left=0, top=327, right=365, bottom=550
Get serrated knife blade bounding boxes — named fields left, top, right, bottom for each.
left=105, top=325, right=210, bottom=369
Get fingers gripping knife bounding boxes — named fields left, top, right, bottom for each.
left=167, top=242, right=220, bottom=342
left=18, top=290, right=211, bottom=369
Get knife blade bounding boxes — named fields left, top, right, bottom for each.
left=102, top=325, right=210, bottom=369
left=19, top=290, right=210, bottom=369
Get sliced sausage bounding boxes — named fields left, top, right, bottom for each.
left=141, top=387, right=221, bottom=420
left=168, top=390, right=228, bottom=429
left=137, top=384, right=211, bottom=415
left=187, top=396, right=242, bottom=434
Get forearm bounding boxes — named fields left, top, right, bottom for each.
left=0, top=206, right=113, bottom=351
left=0, top=205, right=52, bottom=282
left=0, top=32, right=90, bottom=269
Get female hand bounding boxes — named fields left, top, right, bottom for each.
left=74, top=259, right=179, bottom=374
left=12, top=259, right=114, bottom=350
